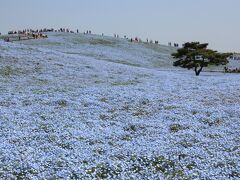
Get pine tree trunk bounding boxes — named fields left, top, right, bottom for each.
left=195, top=66, right=203, bottom=76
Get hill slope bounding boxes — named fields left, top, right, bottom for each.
left=11, top=33, right=178, bottom=70
left=0, top=33, right=239, bottom=179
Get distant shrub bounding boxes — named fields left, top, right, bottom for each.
left=56, top=99, right=68, bottom=107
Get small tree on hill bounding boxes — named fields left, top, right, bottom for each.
left=172, top=42, right=231, bottom=76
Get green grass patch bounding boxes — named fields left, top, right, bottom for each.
left=84, top=155, right=189, bottom=179
left=56, top=99, right=68, bottom=108
left=89, top=39, right=115, bottom=46
left=111, top=80, right=141, bottom=86
left=0, top=66, right=15, bottom=76
left=169, top=124, right=187, bottom=133
left=115, top=60, right=141, bottom=67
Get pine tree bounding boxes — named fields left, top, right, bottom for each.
left=172, top=42, right=231, bottom=76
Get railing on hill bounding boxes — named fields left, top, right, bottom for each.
left=4, top=34, right=47, bottom=42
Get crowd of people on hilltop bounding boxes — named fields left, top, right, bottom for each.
left=6, top=27, right=95, bottom=37
left=84, top=30, right=92, bottom=34
left=8, top=28, right=76, bottom=35
left=3, top=27, right=182, bottom=47
left=224, top=67, right=240, bottom=73
left=168, top=42, right=179, bottom=47
left=3, top=27, right=97, bottom=42
left=130, top=37, right=142, bottom=43
left=9, top=29, right=49, bottom=35
left=128, top=37, right=180, bottom=47
left=52, top=28, right=93, bottom=34
left=126, top=36, right=179, bottom=47
left=128, top=37, right=160, bottom=45
left=111, top=33, right=160, bottom=45
left=229, top=54, right=240, bottom=61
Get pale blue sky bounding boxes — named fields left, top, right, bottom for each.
left=0, top=0, right=239, bottom=52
